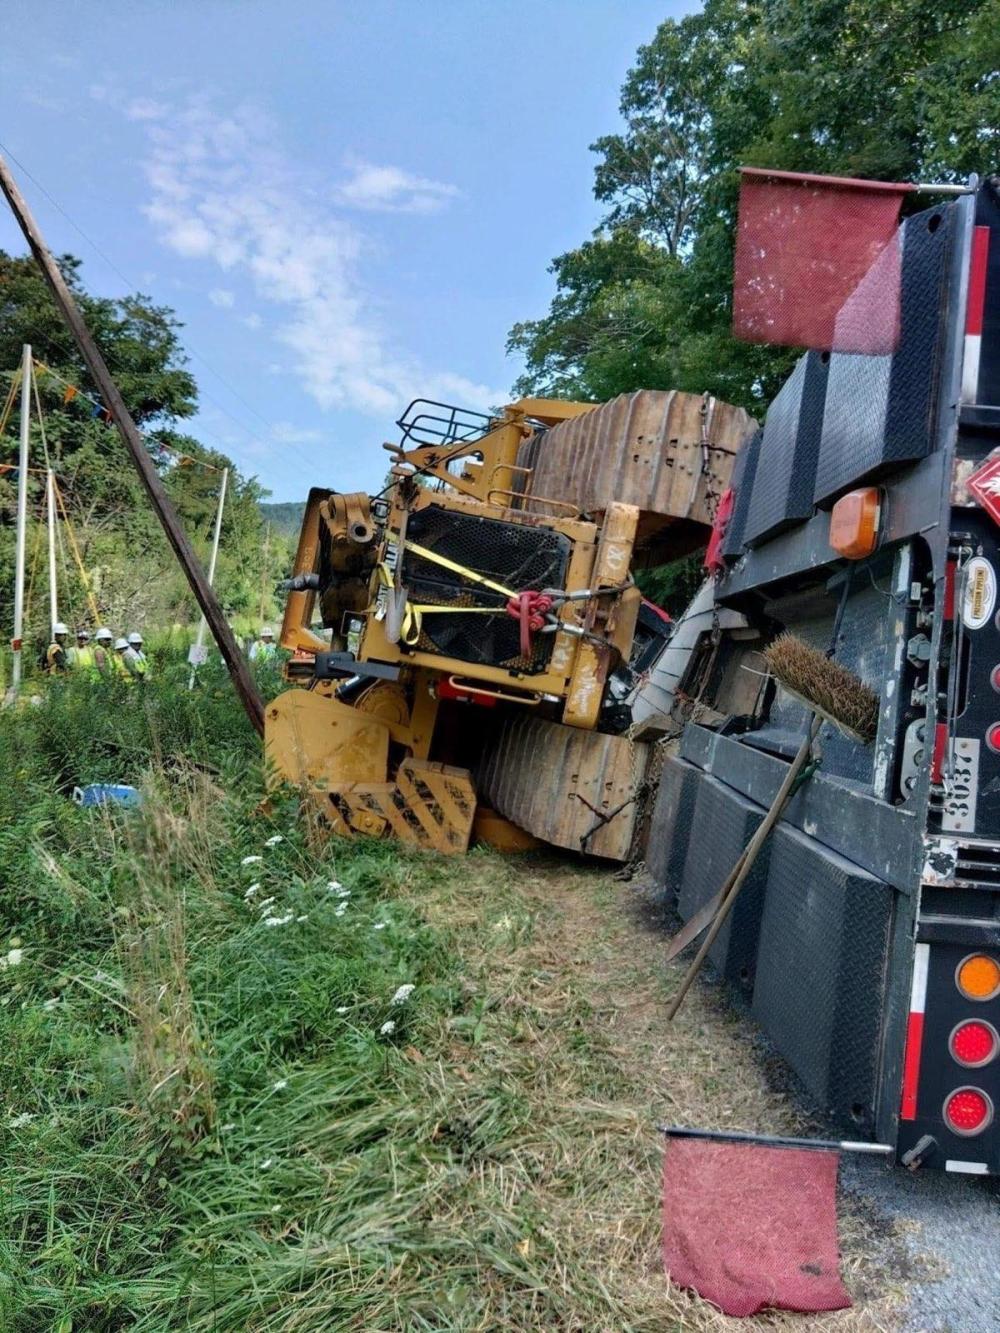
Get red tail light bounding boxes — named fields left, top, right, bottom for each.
left=950, top=1021, right=999, bottom=1068
left=943, top=1087, right=993, bottom=1136
left=986, top=722, right=1000, bottom=754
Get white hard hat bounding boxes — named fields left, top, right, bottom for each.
left=261, top=626, right=274, bottom=637
left=96, top=627, right=112, bottom=641
left=53, top=622, right=69, bottom=635
left=114, top=637, right=129, bottom=650
left=128, top=632, right=143, bottom=645
left=76, top=628, right=91, bottom=639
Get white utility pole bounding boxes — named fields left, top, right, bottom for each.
left=46, top=468, right=58, bottom=629
left=188, top=465, right=229, bottom=689
left=11, top=345, right=31, bottom=695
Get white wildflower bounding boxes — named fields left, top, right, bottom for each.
left=260, top=1158, right=273, bottom=1170
left=5, top=948, right=23, bottom=968
left=241, top=855, right=263, bottom=866
left=257, top=896, right=276, bottom=910
left=220, top=1123, right=235, bottom=1132
left=373, top=922, right=387, bottom=931
left=264, top=835, right=284, bottom=847
left=336, top=1006, right=349, bottom=1014
left=390, top=984, right=415, bottom=1006
left=379, top=1020, right=396, bottom=1036
left=272, top=1079, right=288, bottom=1091
left=244, top=883, right=260, bottom=900
left=296, top=914, right=309, bottom=923
left=8, top=1111, right=33, bottom=1128
left=335, top=903, right=348, bottom=917
left=271, top=1204, right=281, bottom=1213
left=326, top=879, right=343, bottom=893
left=42, top=997, right=60, bottom=1012
left=263, top=913, right=294, bottom=928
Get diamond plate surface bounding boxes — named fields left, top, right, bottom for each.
left=751, top=825, right=894, bottom=1135
left=815, top=203, right=956, bottom=504
left=745, top=352, right=829, bottom=546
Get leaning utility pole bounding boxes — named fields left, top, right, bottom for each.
left=10, top=345, right=31, bottom=695
left=0, top=153, right=265, bottom=735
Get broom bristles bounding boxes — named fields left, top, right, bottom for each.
left=763, top=634, right=880, bottom=744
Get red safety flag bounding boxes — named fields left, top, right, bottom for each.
left=63, top=385, right=77, bottom=405
left=733, top=167, right=912, bottom=353
left=662, top=1139, right=851, bottom=1317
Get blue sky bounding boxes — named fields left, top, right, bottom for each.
left=0, top=1, right=694, bottom=501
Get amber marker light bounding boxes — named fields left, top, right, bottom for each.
left=829, top=487, right=881, bottom=559
left=956, top=953, right=1000, bottom=1002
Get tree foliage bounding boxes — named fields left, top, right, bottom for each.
left=510, top=0, right=998, bottom=415
left=0, top=251, right=280, bottom=650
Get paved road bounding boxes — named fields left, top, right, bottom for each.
left=840, top=1155, right=1000, bottom=1332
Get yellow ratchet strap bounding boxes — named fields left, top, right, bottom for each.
left=373, top=545, right=518, bottom=646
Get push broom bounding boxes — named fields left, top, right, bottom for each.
left=664, top=633, right=879, bottom=1021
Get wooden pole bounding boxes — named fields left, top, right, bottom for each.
left=0, top=153, right=264, bottom=735
left=11, top=346, right=31, bottom=694
left=188, top=466, right=229, bottom=690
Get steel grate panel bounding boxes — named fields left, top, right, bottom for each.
left=751, top=825, right=894, bottom=1135
left=402, top=506, right=570, bottom=673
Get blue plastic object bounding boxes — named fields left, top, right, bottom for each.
left=72, top=784, right=142, bottom=808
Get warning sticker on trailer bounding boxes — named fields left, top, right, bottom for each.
left=962, top=557, right=996, bottom=630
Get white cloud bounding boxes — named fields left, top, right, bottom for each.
left=243, top=312, right=263, bottom=330
left=272, top=421, right=323, bottom=445
left=334, top=158, right=460, bottom=215
left=137, top=98, right=501, bottom=419
left=126, top=98, right=168, bottom=122
left=208, top=287, right=236, bottom=308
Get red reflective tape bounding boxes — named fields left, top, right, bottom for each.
left=930, top=723, right=949, bottom=784
left=10, top=638, right=22, bottom=652
left=943, top=560, right=956, bottom=621
left=967, top=226, right=990, bottom=336
left=900, top=1012, right=925, bottom=1120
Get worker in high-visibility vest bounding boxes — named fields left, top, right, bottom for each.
left=46, top=623, right=70, bottom=674
left=113, top=637, right=136, bottom=681
left=126, top=632, right=148, bottom=678
left=69, top=628, right=96, bottom=675
left=93, top=628, right=115, bottom=678
left=249, top=626, right=277, bottom=662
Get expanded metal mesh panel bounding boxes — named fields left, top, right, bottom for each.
left=722, top=429, right=761, bottom=560
left=752, top=826, right=894, bottom=1135
left=744, top=352, right=828, bottom=546
left=814, top=204, right=956, bottom=505
left=679, top=776, right=769, bottom=993
left=644, top=755, right=699, bottom=907
left=402, top=506, right=570, bottom=673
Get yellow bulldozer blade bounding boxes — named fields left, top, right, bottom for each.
left=478, top=715, right=649, bottom=861
left=265, top=688, right=391, bottom=795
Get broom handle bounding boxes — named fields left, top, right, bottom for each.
left=665, top=715, right=822, bottom=1022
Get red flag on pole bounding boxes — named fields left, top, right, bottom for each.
left=662, top=1138, right=851, bottom=1317
left=733, top=167, right=913, bottom=353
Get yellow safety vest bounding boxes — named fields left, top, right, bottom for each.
left=71, top=645, right=96, bottom=673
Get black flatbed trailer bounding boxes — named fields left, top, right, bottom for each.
left=647, top=175, right=1000, bottom=1174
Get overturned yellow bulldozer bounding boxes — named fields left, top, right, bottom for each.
left=267, top=391, right=755, bottom=857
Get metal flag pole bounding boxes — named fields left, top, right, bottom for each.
left=188, top=466, right=229, bottom=690
left=46, top=467, right=58, bottom=630
left=11, top=345, right=31, bottom=696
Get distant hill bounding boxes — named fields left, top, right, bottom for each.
left=260, top=502, right=306, bottom=539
